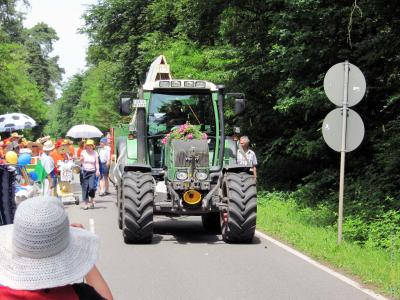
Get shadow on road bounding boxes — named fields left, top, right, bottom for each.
left=152, top=218, right=261, bottom=245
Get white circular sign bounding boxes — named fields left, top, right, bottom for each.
left=324, top=62, right=366, bottom=107
left=322, top=108, right=365, bottom=152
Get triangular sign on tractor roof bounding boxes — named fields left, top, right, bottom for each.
left=143, top=55, right=172, bottom=89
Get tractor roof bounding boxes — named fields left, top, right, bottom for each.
left=143, top=55, right=218, bottom=92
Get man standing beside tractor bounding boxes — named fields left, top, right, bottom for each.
left=237, top=135, right=257, bottom=179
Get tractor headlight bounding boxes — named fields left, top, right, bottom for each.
left=195, top=81, right=206, bottom=88
left=171, top=80, right=181, bottom=87
left=195, top=172, right=208, bottom=181
left=159, top=81, right=170, bottom=88
left=176, top=171, right=188, bottom=180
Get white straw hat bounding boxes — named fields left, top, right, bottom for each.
left=0, top=196, right=99, bottom=290
left=42, top=140, right=55, bottom=151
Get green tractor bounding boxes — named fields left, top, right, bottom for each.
left=110, top=55, right=257, bottom=244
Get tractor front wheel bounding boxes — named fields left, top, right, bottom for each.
left=221, top=172, right=257, bottom=243
left=122, top=171, right=154, bottom=243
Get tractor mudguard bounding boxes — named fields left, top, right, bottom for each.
left=222, top=165, right=252, bottom=174
left=124, top=163, right=152, bottom=173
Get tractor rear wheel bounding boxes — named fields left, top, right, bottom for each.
left=221, top=172, right=257, bottom=243
left=201, top=212, right=221, bottom=233
left=122, top=171, right=154, bottom=243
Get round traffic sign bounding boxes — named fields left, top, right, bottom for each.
left=324, top=62, right=366, bottom=107
left=322, top=108, right=364, bottom=152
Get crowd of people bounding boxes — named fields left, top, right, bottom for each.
left=0, top=132, right=112, bottom=210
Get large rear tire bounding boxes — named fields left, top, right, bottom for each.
left=221, top=172, right=257, bottom=243
left=201, top=212, right=221, bottom=233
left=122, top=172, right=154, bottom=243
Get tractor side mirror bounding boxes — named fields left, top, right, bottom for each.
left=234, top=98, right=246, bottom=116
left=119, top=92, right=133, bottom=115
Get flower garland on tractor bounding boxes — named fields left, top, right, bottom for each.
left=162, top=124, right=208, bottom=145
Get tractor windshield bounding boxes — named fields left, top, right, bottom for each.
left=148, top=92, right=216, bottom=136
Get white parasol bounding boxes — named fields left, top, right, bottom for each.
left=0, top=113, right=37, bottom=132
left=66, top=124, right=103, bottom=139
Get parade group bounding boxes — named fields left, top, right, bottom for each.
left=0, top=132, right=112, bottom=210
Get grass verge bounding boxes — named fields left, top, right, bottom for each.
left=256, top=192, right=400, bottom=299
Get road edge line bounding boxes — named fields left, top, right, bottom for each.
left=255, top=230, right=389, bottom=300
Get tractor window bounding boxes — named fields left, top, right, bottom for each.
left=148, top=92, right=216, bottom=136
left=147, top=92, right=216, bottom=168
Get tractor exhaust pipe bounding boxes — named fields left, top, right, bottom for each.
left=217, top=85, right=225, bottom=168
left=136, top=107, right=146, bottom=164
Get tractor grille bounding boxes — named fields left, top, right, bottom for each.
left=171, top=140, right=209, bottom=167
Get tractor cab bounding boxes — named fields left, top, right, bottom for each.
left=147, top=90, right=217, bottom=169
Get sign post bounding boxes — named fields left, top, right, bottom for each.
left=323, top=61, right=366, bottom=243
left=338, top=61, right=349, bottom=243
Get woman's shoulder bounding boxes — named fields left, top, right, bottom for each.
left=0, top=284, right=79, bottom=299
left=0, top=284, right=105, bottom=300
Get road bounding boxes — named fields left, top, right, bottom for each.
left=64, top=181, right=382, bottom=300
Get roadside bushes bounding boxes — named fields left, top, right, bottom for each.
left=258, top=192, right=400, bottom=253
left=344, top=209, right=400, bottom=250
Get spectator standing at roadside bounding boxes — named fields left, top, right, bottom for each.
left=68, top=139, right=76, bottom=158
left=9, top=132, right=22, bottom=154
left=39, top=140, right=57, bottom=196
left=237, top=135, right=258, bottom=179
left=98, top=138, right=111, bottom=196
left=49, top=140, right=64, bottom=176
left=76, top=140, right=85, bottom=186
left=80, top=139, right=100, bottom=210
left=0, top=196, right=113, bottom=300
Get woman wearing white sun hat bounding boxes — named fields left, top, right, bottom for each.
left=39, top=140, right=57, bottom=196
left=0, top=196, right=113, bottom=299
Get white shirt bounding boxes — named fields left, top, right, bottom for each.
left=40, top=153, right=55, bottom=174
left=81, top=150, right=98, bottom=171
left=237, top=148, right=258, bottom=167
left=98, top=145, right=111, bottom=163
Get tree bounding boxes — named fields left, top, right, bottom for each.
left=0, top=42, right=47, bottom=126
left=24, top=22, right=64, bottom=103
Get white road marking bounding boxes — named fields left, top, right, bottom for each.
left=255, top=230, right=389, bottom=300
left=89, top=218, right=95, bottom=234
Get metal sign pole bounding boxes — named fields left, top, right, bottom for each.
left=323, top=61, right=366, bottom=243
left=338, top=61, right=349, bottom=243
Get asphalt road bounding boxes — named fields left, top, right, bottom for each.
left=64, top=181, right=381, bottom=300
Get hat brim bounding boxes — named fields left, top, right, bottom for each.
left=0, top=225, right=99, bottom=290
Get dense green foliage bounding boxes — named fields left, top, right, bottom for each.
left=0, top=0, right=63, bottom=137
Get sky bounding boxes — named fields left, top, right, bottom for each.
left=18, top=0, right=97, bottom=82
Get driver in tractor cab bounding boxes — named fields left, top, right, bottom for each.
left=164, top=100, right=187, bottom=127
